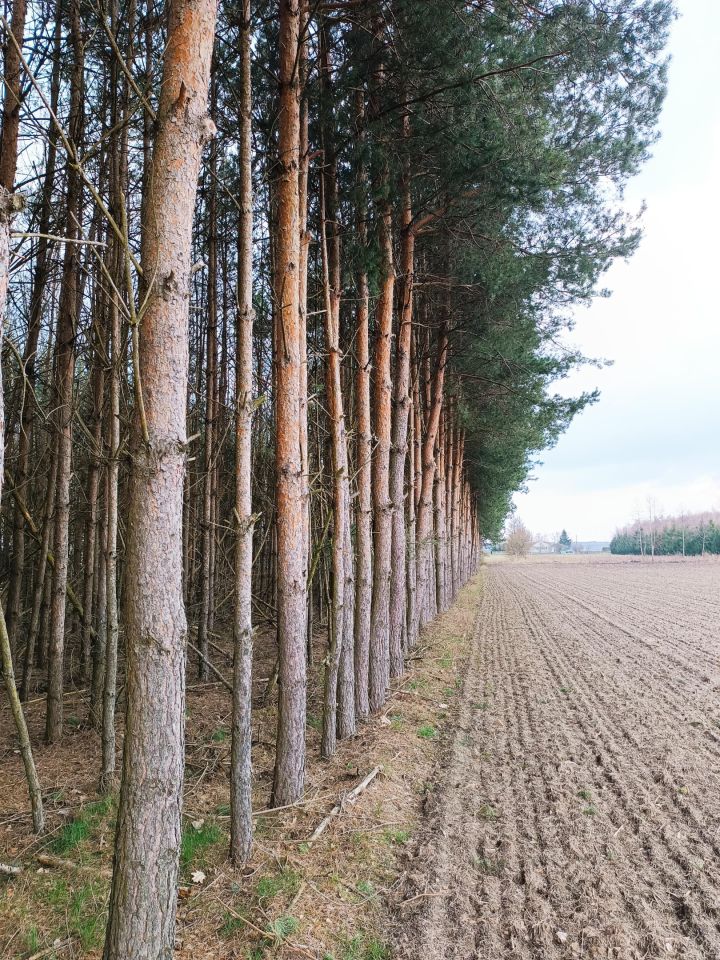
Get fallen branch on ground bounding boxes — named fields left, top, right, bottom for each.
left=35, top=852, right=112, bottom=878
left=27, top=938, right=72, bottom=960
left=306, top=765, right=383, bottom=844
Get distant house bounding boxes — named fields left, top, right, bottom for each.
left=575, top=540, right=610, bottom=554
left=530, top=539, right=557, bottom=555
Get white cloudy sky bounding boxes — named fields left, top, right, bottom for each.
left=513, top=0, right=720, bottom=542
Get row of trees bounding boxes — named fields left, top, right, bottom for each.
left=1, top=0, right=671, bottom=954
left=611, top=512, right=720, bottom=556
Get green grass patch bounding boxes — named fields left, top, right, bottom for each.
left=255, top=866, right=301, bottom=901
left=69, top=883, right=106, bottom=949
left=355, top=879, right=377, bottom=900
left=478, top=803, right=498, bottom=821
left=266, top=915, right=299, bottom=943
left=383, top=828, right=410, bottom=846
left=51, top=796, right=115, bottom=855
left=417, top=723, right=437, bottom=740
left=52, top=818, right=91, bottom=854
left=25, top=926, right=41, bottom=953
left=211, top=727, right=228, bottom=742
left=332, top=933, right=391, bottom=960
left=40, top=878, right=106, bottom=950
left=219, top=908, right=248, bottom=939
left=180, top=821, right=223, bottom=869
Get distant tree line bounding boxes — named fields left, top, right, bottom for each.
left=611, top=512, right=720, bottom=556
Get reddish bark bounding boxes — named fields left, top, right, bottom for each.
left=271, top=0, right=307, bottom=807
left=103, top=0, right=217, bottom=953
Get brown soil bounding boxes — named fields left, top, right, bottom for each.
left=394, top=556, right=720, bottom=960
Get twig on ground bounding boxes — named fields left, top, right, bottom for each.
left=35, top=852, right=112, bottom=878
left=306, top=766, right=383, bottom=844
left=27, top=939, right=72, bottom=960
left=401, top=888, right=449, bottom=906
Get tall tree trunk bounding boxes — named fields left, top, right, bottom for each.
left=352, top=88, right=371, bottom=720
left=197, top=121, right=218, bottom=682
left=388, top=124, right=414, bottom=678
left=0, top=183, right=44, bottom=833
left=434, top=411, right=447, bottom=614
left=319, top=161, right=351, bottom=758
left=90, top=495, right=108, bottom=729
left=338, top=487, right=355, bottom=737
left=297, top=0, right=311, bottom=653
left=45, top=0, right=84, bottom=743
left=0, top=0, right=26, bottom=191
left=103, top=0, right=216, bottom=954
left=405, top=340, right=418, bottom=651
left=444, top=400, right=456, bottom=601
left=271, top=0, right=307, bottom=807
left=0, top=0, right=43, bottom=836
left=10, top=7, right=61, bottom=683
left=368, top=197, right=394, bottom=712
left=319, top=21, right=355, bottom=746
left=81, top=243, right=106, bottom=684
left=230, top=0, right=254, bottom=866
left=417, top=304, right=449, bottom=628
left=21, top=440, right=58, bottom=701
left=450, top=425, right=463, bottom=596
left=101, top=12, right=129, bottom=781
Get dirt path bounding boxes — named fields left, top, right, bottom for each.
left=394, top=558, right=720, bottom=960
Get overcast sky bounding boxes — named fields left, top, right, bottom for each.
left=513, top=0, right=720, bottom=543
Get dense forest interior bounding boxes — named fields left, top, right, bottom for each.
left=0, top=0, right=671, bottom=956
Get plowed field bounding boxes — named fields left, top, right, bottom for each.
left=395, top=557, right=720, bottom=959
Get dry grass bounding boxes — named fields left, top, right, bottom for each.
left=0, top=575, right=483, bottom=960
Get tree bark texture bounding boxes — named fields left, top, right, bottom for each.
left=271, top=0, right=307, bottom=808
left=103, top=0, right=217, bottom=954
